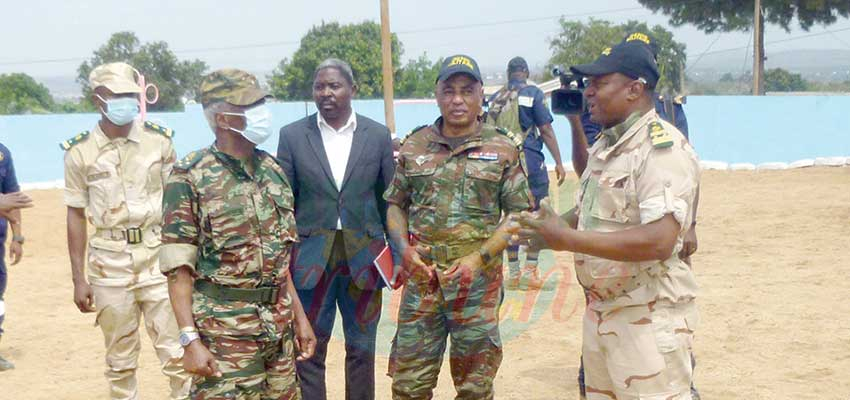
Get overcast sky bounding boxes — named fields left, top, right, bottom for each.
left=2, top=0, right=849, bottom=78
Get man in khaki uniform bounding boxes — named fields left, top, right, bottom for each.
left=516, top=38, right=700, bottom=399
left=63, top=62, right=191, bottom=400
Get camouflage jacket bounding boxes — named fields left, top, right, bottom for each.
left=576, top=109, right=700, bottom=311
left=385, top=119, right=533, bottom=246
left=160, top=145, right=297, bottom=340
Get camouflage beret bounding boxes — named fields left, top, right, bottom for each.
left=200, top=68, right=270, bottom=107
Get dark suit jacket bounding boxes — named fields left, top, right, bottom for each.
left=277, top=113, right=395, bottom=290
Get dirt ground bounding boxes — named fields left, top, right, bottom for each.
left=0, top=167, right=848, bottom=399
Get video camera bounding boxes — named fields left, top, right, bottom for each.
left=550, top=67, right=586, bottom=115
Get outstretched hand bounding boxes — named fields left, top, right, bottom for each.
left=0, top=192, right=33, bottom=212
left=511, top=198, right=571, bottom=252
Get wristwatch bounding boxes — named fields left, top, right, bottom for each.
left=178, top=327, right=200, bottom=347
left=478, top=247, right=494, bottom=266
left=11, top=235, right=24, bottom=244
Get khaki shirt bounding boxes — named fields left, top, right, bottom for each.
left=575, top=109, right=700, bottom=311
left=63, top=121, right=176, bottom=286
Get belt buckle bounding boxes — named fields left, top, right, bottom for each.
left=125, top=227, right=143, bottom=244
left=260, top=286, right=280, bottom=304
left=447, top=245, right=466, bottom=260
left=430, top=245, right=448, bottom=263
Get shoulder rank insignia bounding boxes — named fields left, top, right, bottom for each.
left=495, top=126, right=523, bottom=149
left=174, top=150, right=205, bottom=171
left=648, top=121, right=673, bottom=149
left=59, top=131, right=91, bottom=151
left=144, top=121, right=175, bottom=139
left=400, top=125, right=428, bottom=147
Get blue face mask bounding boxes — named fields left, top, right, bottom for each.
left=97, top=94, right=140, bottom=126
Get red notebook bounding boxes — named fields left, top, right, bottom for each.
left=373, top=245, right=401, bottom=290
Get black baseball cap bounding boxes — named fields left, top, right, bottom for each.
left=570, top=39, right=660, bottom=88
left=507, top=56, right=528, bottom=73
left=436, top=54, right=482, bottom=83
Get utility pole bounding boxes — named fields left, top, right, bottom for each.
left=379, top=0, right=396, bottom=135
left=752, top=0, right=763, bottom=95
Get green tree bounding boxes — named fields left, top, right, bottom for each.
left=395, top=54, right=442, bottom=98
left=0, top=73, right=55, bottom=115
left=636, top=0, right=850, bottom=94
left=77, top=31, right=208, bottom=111
left=547, top=18, right=687, bottom=93
left=764, top=68, right=808, bottom=92
left=269, top=21, right=402, bottom=100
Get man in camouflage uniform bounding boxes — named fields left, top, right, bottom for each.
left=160, top=69, right=315, bottom=400
left=517, top=38, right=700, bottom=399
left=63, top=62, right=191, bottom=399
left=385, top=55, right=533, bottom=400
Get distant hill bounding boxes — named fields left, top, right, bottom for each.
left=690, top=49, right=850, bottom=82
left=27, top=50, right=850, bottom=97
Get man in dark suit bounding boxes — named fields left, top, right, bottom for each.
left=277, top=58, right=395, bottom=400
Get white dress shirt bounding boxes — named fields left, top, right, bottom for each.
left=317, top=110, right=357, bottom=229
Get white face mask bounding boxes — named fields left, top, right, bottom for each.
left=221, top=104, right=272, bottom=145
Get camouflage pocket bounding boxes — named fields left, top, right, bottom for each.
left=406, top=164, right=437, bottom=207
left=206, top=199, right=250, bottom=250
left=462, top=160, right=502, bottom=213
left=592, top=170, right=638, bottom=224
left=270, top=193, right=297, bottom=243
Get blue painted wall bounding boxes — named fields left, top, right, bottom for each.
left=0, top=96, right=847, bottom=183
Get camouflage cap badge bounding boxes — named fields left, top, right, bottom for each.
left=200, top=68, right=271, bottom=107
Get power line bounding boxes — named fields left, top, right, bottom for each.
left=1, top=2, right=847, bottom=69
left=0, top=40, right=302, bottom=67
left=395, top=6, right=646, bottom=35
left=695, top=25, right=850, bottom=57
left=0, top=5, right=655, bottom=67
left=685, top=33, right=723, bottom=71
left=828, top=30, right=850, bottom=50
left=741, top=30, right=753, bottom=73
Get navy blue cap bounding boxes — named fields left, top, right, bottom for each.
left=570, top=38, right=660, bottom=88
left=436, top=54, right=482, bottom=83
left=507, top=56, right=528, bottom=73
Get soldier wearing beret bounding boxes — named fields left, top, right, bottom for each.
left=160, top=68, right=315, bottom=399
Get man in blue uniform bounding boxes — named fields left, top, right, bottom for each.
left=487, top=56, right=566, bottom=290
left=0, top=143, right=31, bottom=371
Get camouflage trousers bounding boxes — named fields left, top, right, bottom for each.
left=92, top=282, right=191, bottom=400
left=582, top=300, right=699, bottom=400
left=192, top=326, right=300, bottom=400
left=388, top=265, right=503, bottom=400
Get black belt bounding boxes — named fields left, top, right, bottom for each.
left=194, top=280, right=280, bottom=304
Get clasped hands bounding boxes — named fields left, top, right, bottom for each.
left=398, top=244, right=485, bottom=289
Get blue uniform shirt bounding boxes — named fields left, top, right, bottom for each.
left=583, top=96, right=689, bottom=146
left=488, top=80, right=555, bottom=202
left=0, top=143, right=20, bottom=240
